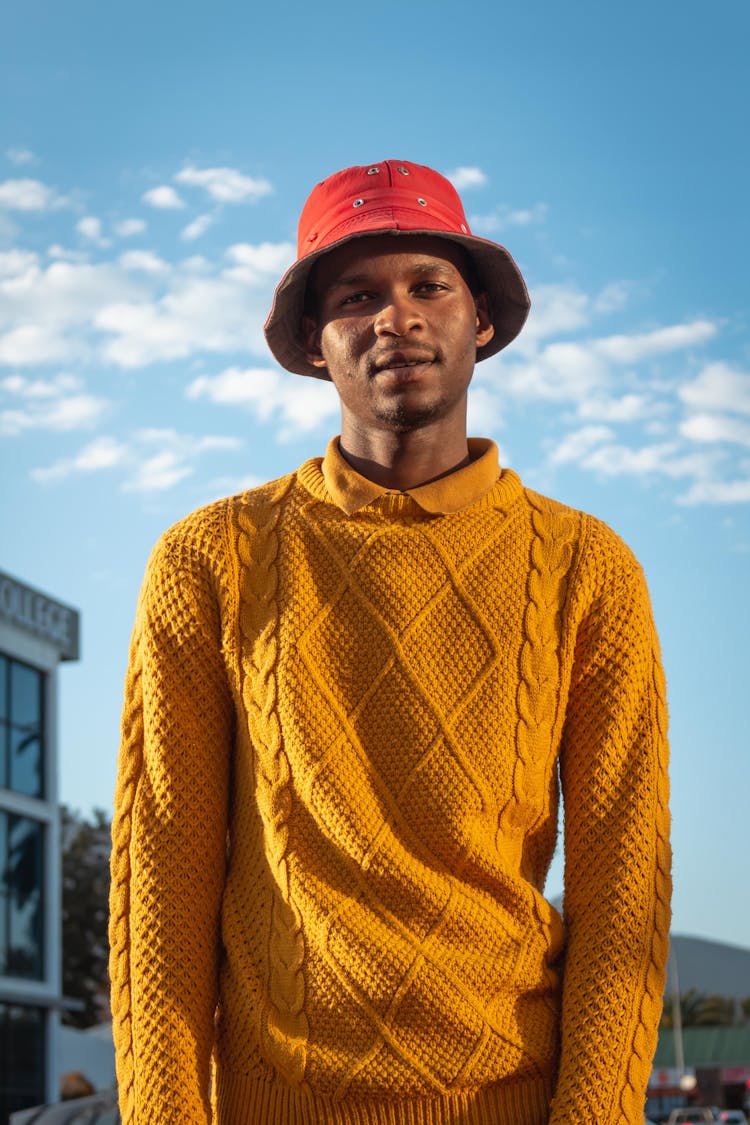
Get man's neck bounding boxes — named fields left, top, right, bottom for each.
left=337, top=424, right=472, bottom=491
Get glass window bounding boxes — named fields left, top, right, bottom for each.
left=0, top=1002, right=46, bottom=1119
left=0, top=654, right=6, bottom=721
left=0, top=813, right=6, bottom=974
left=0, top=654, right=6, bottom=788
left=0, top=812, right=45, bottom=979
left=0, top=654, right=45, bottom=798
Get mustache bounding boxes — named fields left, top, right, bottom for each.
left=368, top=348, right=439, bottom=375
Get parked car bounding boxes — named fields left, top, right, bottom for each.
left=667, top=1110, right=719, bottom=1125
left=9, top=1090, right=119, bottom=1124
left=717, top=1113, right=748, bottom=1124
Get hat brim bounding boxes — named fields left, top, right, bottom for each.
left=264, top=227, right=530, bottom=380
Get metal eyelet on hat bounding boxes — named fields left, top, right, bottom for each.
left=307, top=232, right=318, bottom=242
left=417, top=198, right=427, bottom=206
left=366, top=167, right=380, bottom=175
left=460, top=224, right=467, bottom=233
left=397, top=166, right=409, bottom=175
left=352, top=198, right=364, bottom=207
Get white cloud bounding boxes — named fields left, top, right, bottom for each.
left=680, top=361, right=750, bottom=416
left=6, top=148, right=36, bottom=166
left=493, top=313, right=719, bottom=415
left=680, top=413, right=750, bottom=447
left=1, top=373, right=108, bottom=435
left=30, top=428, right=240, bottom=491
left=93, top=260, right=277, bottom=367
left=467, top=386, right=504, bottom=435
left=596, top=320, right=716, bottom=364
left=122, top=429, right=241, bottom=492
left=0, top=178, right=65, bottom=211
left=0, top=257, right=147, bottom=366
left=470, top=202, right=548, bottom=235
left=679, top=478, right=750, bottom=505
left=581, top=441, right=717, bottom=481
left=142, top=185, right=186, bottom=210
left=76, top=216, right=110, bottom=247
left=124, top=449, right=193, bottom=491
left=498, top=340, right=609, bottom=402
left=1, top=372, right=79, bottom=398
left=224, top=241, right=295, bottom=282
left=31, top=435, right=127, bottom=482
left=549, top=425, right=615, bottom=465
left=96, top=282, right=252, bottom=366
left=118, top=250, right=170, bottom=275
left=47, top=245, right=89, bottom=263
left=198, top=473, right=264, bottom=505
left=577, top=393, right=654, bottom=423
left=593, top=281, right=635, bottom=314
left=186, top=365, right=338, bottom=440
left=506, top=205, right=548, bottom=226
left=0, top=249, right=39, bottom=278
left=77, top=216, right=102, bottom=240
left=446, top=166, right=488, bottom=191
left=0, top=324, right=85, bottom=365
left=180, top=255, right=211, bottom=273
left=181, top=213, right=213, bottom=241
left=114, top=218, right=146, bottom=237
left=175, top=165, right=272, bottom=204
left=518, top=284, right=590, bottom=349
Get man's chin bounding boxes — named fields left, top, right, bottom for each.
left=374, top=399, right=446, bottom=433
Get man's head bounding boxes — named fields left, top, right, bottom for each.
left=264, top=160, right=530, bottom=380
left=301, top=233, right=494, bottom=435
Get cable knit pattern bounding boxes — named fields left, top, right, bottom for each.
left=110, top=444, right=671, bottom=1125
left=235, top=478, right=310, bottom=1086
left=108, top=632, right=143, bottom=1124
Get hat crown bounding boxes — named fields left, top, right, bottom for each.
left=297, top=160, right=473, bottom=259
left=263, top=158, right=530, bottom=379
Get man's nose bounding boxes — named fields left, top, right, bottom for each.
left=373, top=294, right=424, bottom=337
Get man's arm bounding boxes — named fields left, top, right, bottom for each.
left=549, top=519, right=671, bottom=1124
left=109, top=529, right=233, bottom=1125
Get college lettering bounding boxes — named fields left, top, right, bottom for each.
left=0, top=577, right=73, bottom=650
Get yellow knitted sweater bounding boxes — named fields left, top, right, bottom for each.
left=109, top=438, right=671, bottom=1125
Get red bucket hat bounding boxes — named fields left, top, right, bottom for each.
left=264, top=159, right=531, bottom=379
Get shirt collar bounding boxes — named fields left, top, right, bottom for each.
left=321, top=437, right=501, bottom=515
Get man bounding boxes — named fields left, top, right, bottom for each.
left=109, top=160, right=671, bottom=1124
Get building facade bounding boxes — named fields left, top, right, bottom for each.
left=0, top=569, right=80, bottom=1119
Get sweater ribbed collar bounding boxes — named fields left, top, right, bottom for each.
left=300, top=436, right=513, bottom=516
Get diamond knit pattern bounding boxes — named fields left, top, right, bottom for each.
left=109, top=457, right=671, bottom=1125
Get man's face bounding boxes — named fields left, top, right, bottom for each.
left=303, top=235, right=494, bottom=435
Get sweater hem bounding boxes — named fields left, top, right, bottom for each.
left=215, top=1070, right=551, bottom=1125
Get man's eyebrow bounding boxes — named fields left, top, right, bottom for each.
left=326, top=261, right=459, bottom=292
left=326, top=272, right=372, bottom=291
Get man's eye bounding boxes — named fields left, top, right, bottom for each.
left=415, top=282, right=447, bottom=294
left=340, top=291, right=372, bottom=306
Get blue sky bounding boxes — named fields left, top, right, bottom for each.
left=2, top=0, right=748, bottom=950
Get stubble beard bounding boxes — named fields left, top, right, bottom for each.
left=369, top=348, right=460, bottom=433
left=373, top=396, right=449, bottom=433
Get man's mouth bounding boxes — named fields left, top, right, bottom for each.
left=371, top=351, right=435, bottom=374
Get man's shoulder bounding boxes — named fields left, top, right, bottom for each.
left=521, top=486, right=642, bottom=573
left=147, top=468, right=303, bottom=571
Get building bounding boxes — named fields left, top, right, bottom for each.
left=648, top=1027, right=750, bottom=1119
left=0, top=569, right=80, bottom=1119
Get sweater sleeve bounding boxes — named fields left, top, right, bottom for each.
left=548, top=518, right=671, bottom=1124
left=109, top=524, right=234, bottom=1125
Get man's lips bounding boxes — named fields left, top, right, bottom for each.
left=370, top=351, right=435, bottom=375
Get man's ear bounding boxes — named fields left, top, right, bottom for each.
left=302, top=315, right=328, bottom=370
left=474, top=292, right=495, bottom=349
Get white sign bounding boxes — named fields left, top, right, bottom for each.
left=649, top=1067, right=697, bottom=1089
left=0, top=571, right=80, bottom=660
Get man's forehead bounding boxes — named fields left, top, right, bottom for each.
left=310, top=233, right=472, bottom=293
